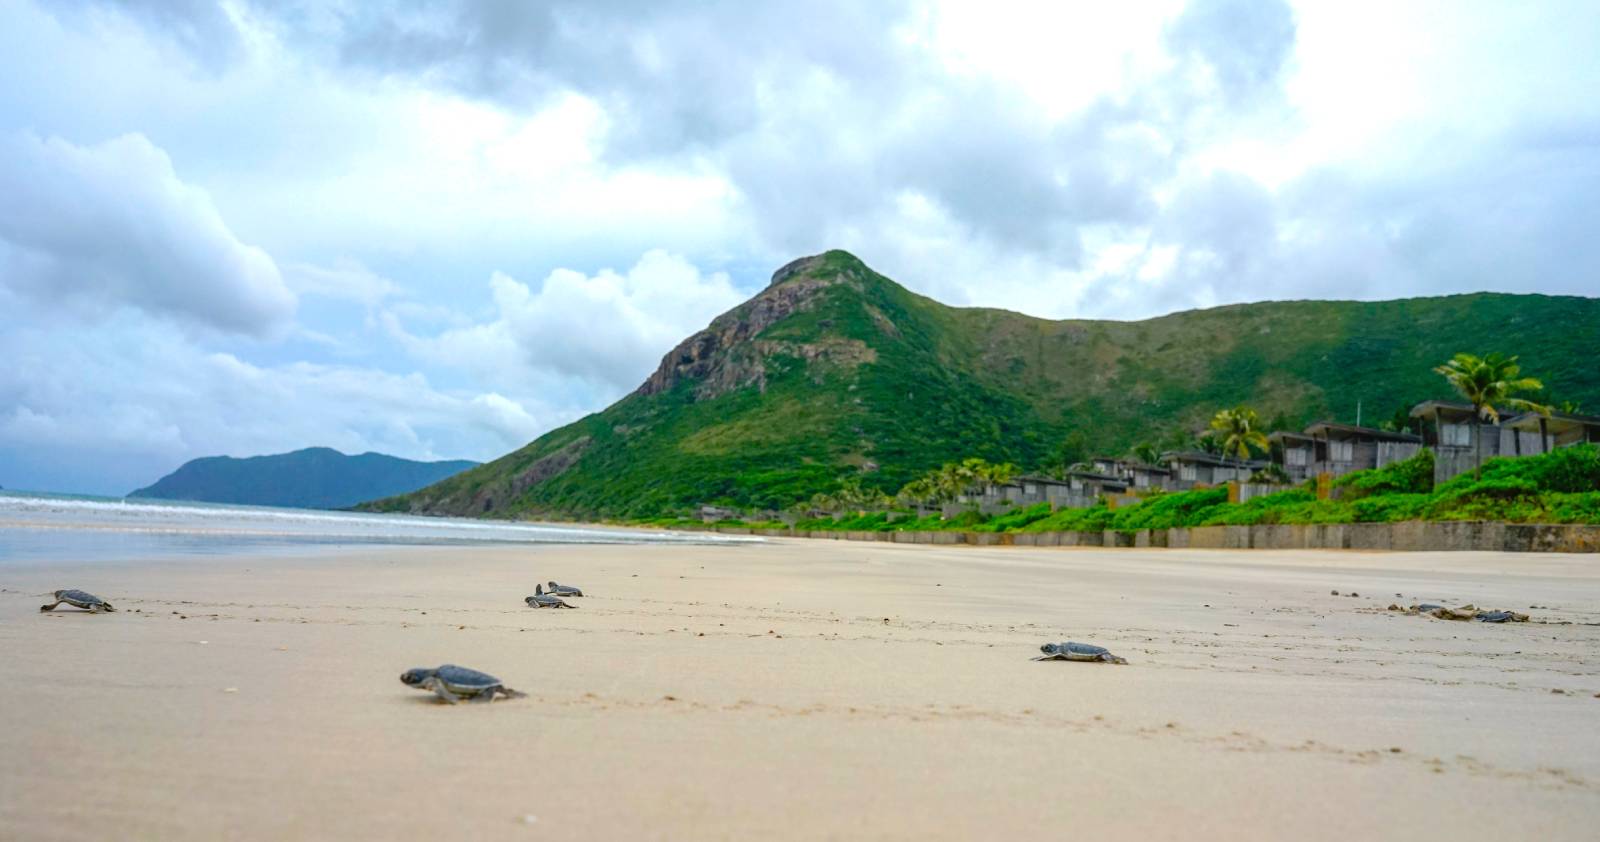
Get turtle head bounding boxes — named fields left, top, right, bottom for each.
left=548, top=581, right=558, bottom=589
left=53, top=589, right=67, bottom=600
left=400, top=668, right=435, bottom=687
left=1039, top=643, right=1060, bottom=656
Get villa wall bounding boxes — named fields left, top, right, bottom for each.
left=705, top=521, right=1600, bottom=553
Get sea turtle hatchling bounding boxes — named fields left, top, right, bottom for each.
left=400, top=664, right=526, bottom=704
left=546, top=581, right=584, bottom=598
left=526, top=584, right=577, bottom=609
left=1033, top=641, right=1128, bottom=664
left=39, top=589, right=115, bottom=613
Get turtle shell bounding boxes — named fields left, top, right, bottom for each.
left=434, top=664, right=502, bottom=690
left=59, top=589, right=107, bottom=607
left=1056, top=642, right=1111, bottom=660
left=1037, top=641, right=1119, bottom=661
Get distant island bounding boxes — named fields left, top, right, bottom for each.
left=130, top=447, right=478, bottom=510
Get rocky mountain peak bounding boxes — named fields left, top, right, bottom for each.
left=635, top=251, right=869, bottom=398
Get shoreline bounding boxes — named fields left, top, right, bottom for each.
left=3, top=540, right=1598, bottom=839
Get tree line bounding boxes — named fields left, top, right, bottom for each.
left=799, top=352, right=1562, bottom=516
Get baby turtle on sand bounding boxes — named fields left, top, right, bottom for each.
left=1475, top=610, right=1530, bottom=623
left=400, top=665, right=526, bottom=704
left=1033, top=641, right=1128, bottom=664
left=546, top=581, right=584, bottom=598
left=39, top=589, right=114, bottom=613
left=526, top=584, right=577, bottom=609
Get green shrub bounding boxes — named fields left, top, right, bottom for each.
left=1336, top=448, right=1434, bottom=497
left=1434, top=476, right=1539, bottom=503
left=1273, top=499, right=1355, bottom=524
left=1196, top=489, right=1317, bottom=525
left=663, top=443, right=1600, bottom=535
left=1541, top=492, right=1600, bottom=523
left=942, top=509, right=990, bottom=530
left=1022, top=500, right=1116, bottom=532
left=1348, top=493, right=1432, bottom=522
left=1436, top=443, right=1600, bottom=496
left=977, top=501, right=1053, bottom=532
left=1534, top=444, right=1600, bottom=492
left=890, top=513, right=949, bottom=531
left=1113, top=487, right=1230, bottom=530
left=1426, top=474, right=1540, bottom=521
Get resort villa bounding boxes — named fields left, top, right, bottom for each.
left=958, top=471, right=1129, bottom=513
left=1268, top=422, right=1423, bottom=484
left=1159, top=450, right=1265, bottom=490
left=909, top=398, right=1600, bottom=520
left=1091, top=457, right=1170, bottom=490
left=1411, top=401, right=1600, bottom=484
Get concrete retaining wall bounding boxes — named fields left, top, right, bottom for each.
left=699, top=521, right=1600, bottom=553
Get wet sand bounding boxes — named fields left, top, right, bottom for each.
left=2, top=540, right=1598, bottom=840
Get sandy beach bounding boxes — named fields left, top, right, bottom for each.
left=3, top=539, right=1598, bottom=840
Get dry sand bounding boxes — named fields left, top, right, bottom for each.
left=2, top=540, right=1598, bottom=840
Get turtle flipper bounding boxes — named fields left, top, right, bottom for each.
left=498, top=686, right=527, bottom=700
left=468, top=687, right=499, bottom=704
left=423, top=677, right=460, bottom=704
left=39, top=600, right=60, bottom=612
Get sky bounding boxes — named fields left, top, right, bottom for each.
left=2, top=0, right=1598, bottom=495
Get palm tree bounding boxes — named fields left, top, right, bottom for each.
left=1206, top=406, right=1269, bottom=462
left=940, top=461, right=977, bottom=502
left=1129, top=442, right=1160, bottom=466
left=1433, top=353, right=1549, bottom=479
left=896, top=477, right=938, bottom=513
left=979, top=461, right=1020, bottom=487
left=807, top=492, right=839, bottom=516
left=834, top=478, right=869, bottom=515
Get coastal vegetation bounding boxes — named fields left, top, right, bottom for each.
left=1432, top=352, right=1548, bottom=479
left=647, top=444, right=1600, bottom=534
left=364, top=251, right=1600, bottom=520
left=1205, top=406, right=1270, bottom=460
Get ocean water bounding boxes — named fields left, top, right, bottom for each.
left=0, top=491, right=756, bottom=564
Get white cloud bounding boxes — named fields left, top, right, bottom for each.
left=4, top=0, right=1600, bottom=496
left=389, top=249, right=747, bottom=394
left=286, top=259, right=397, bottom=307
left=0, top=303, right=548, bottom=495
left=0, top=131, right=294, bottom=335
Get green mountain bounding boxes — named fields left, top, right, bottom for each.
left=131, top=447, right=478, bottom=510
left=364, top=250, right=1600, bottom=519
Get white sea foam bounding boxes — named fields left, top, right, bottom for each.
left=0, top=491, right=757, bottom=563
